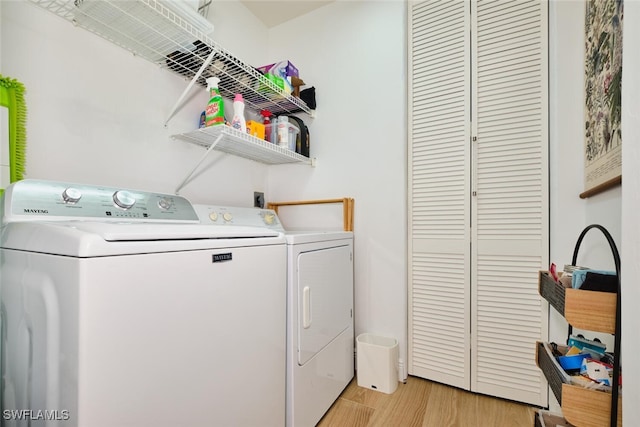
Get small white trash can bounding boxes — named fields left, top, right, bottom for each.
left=356, top=333, right=399, bottom=394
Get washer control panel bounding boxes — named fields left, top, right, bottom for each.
left=1, top=180, right=199, bottom=223
left=193, top=204, right=284, bottom=231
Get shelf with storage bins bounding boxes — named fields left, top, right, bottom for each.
left=27, top=0, right=313, bottom=122
left=535, top=341, right=621, bottom=427
left=538, top=271, right=616, bottom=334
left=535, top=225, right=622, bottom=427
left=172, top=125, right=313, bottom=193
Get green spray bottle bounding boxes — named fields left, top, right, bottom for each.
left=205, top=77, right=224, bottom=126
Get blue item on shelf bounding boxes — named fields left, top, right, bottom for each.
left=557, top=353, right=590, bottom=371
left=567, top=335, right=606, bottom=354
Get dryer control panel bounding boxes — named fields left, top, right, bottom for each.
left=193, top=204, right=284, bottom=231
left=1, top=179, right=200, bottom=223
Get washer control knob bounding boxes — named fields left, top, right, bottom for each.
left=209, top=212, right=219, bottom=222
left=113, top=190, right=136, bottom=209
left=158, top=198, right=173, bottom=210
left=264, top=213, right=276, bottom=225
left=62, top=187, right=82, bottom=204
left=223, top=212, right=233, bottom=222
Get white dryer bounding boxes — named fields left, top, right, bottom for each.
left=284, top=230, right=354, bottom=427
left=195, top=206, right=355, bottom=427
left=0, top=180, right=287, bottom=427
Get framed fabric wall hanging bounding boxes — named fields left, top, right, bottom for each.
left=581, top=0, right=623, bottom=199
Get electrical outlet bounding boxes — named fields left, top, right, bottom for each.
left=254, top=192, right=264, bottom=208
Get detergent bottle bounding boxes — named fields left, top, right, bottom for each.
left=231, top=94, right=247, bottom=133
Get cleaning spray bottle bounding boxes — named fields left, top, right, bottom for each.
left=205, top=77, right=224, bottom=127
left=260, top=110, right=273, bottom=142
left=231, top=94, right=247, bottom=133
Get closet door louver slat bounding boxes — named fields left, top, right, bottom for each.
left=408, top=0, right=471, bottom=390
left=471, top=0, right=549, bottom=406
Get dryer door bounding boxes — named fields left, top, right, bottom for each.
left=297, top=244, right=353, bottom=365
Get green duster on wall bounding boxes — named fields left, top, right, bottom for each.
left=0, top=74, right=27, bottom=196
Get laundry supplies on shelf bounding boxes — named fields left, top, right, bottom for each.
left=231, top=94, right=247, bottom=133
left=275, top=116, right=299, bottom=151
left=205, top=77, right=224, bottom=127
left=260, top=110, right=274, bottom=143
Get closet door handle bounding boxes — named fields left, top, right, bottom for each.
left=472, top=135, right=478, bottom=197
left=303, top=286, right=312, bottom=329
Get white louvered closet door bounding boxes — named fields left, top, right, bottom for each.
left=408, top=0, right=549, bottom=406
left=408, top=0, right=471, bottom=390
left=471, top=0, right=548, bottom=406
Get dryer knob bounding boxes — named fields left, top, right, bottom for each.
left=158, top=198, right=173, bottom=210
left=223, top=212, right=233, bottom=222
left=209, top=212, right=219, bottom=222
left=62, top=187, right=83, bottom=204
left=113, top=190, right=136, bottom=209
left=264, top=213, right=276, bottom=225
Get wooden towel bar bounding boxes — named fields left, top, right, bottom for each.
left=266, top=198, right=354, bottom=232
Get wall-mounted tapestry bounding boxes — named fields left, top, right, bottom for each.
left=582, top=0, right=623, bottom=198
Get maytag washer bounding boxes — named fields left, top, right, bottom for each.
left=195, top=205, right=354, bottom=427
left=0, top=180, right=286, bottom=427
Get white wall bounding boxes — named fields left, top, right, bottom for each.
left=0, top=1, right=6, bottom=190
left=0, top=0, right=270, bottom=206
left=206, top=0, right=269, bottom=65
left=621, top=0, right=640, bottom=423
left=266, top=0, right=408, bottom=374
left=0, top=1, right=3, bottom=69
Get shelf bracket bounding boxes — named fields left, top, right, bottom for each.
left=164, top=48, right=217, bottom=127
left=175, top=132, right=223, bottom=194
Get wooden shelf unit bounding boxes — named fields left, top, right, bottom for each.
left=562, top=384, right=622, bottom=427
left=538, top=271, right=616, bottom=334
left=536, top=224, right=622, bottom=427
left=536, top=341, right=621, bottom=427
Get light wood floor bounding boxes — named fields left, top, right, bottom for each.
left=317, top=376, right=537, bottom=427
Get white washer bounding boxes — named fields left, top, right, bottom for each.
left=195, top=205, right=354, bottom=427
left=0, top=180, right=286, bottom=427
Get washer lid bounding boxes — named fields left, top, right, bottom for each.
left=0, top=221, right=284, bottom=257
left=58, top=222, right=281, bottom=241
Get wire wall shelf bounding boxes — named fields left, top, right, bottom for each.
left=28, top=0, right=312, bottom=116
left=173, top=125, right=313, bottom=165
